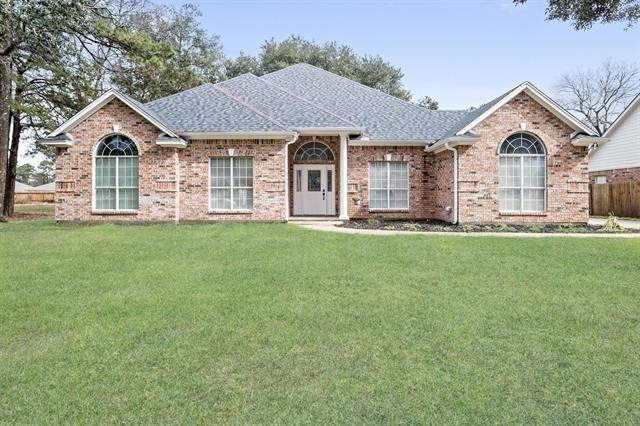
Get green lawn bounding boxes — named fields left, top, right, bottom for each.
left=1, top=221, right=639, bottom=424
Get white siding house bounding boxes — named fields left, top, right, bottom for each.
left=589, top=94, right=640, bottom=173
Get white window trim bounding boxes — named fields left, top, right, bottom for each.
left=368, top=161, right=410, bottom=212
left=594, top=176, right=607, bottom=185
left=499, top=153, right=547, bottom=214
left=92, top=150, right=139, bottom=214
left=208, top=157, right=254, bottom=213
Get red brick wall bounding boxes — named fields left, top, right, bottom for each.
left=56, top=98, right=178, bottom=222
left=178, top=139, right=286, bottom=221
left=427, top=150, right=454, bottom=222
left=457, top=92, right=589, bottom=223
left=347, top=145, right=430, bottom=219
left=589, top=167, right=640, bottom=184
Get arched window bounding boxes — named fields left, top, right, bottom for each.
left=294, top=141, right=334, bottom=162
left=499, top=133, right=546, bottom=212
left=94, top=134, right=139, bottom=211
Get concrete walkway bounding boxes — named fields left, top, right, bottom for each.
left=291, top=221, right=640, bottom=238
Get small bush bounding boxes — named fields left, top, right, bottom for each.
left=601, top=214, right=625, bottom=233
left=525, top=224, right=544, bottom=233
left=493, top=223, right=517, bottom=232
left=366, top=218, right=382, bottom=227
left=403, top=223, right=422, bottom=232
left=429, top=225, right=449, bottom=232
left=461, top=224, right=478, bottom=233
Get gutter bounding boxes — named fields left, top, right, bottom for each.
left=283, top=132, right=300, bottom=222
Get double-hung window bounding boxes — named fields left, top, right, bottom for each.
left=94, top=135, right=139, bottom=211
left=499, top=133, right=546, bottom=212
left=369, top=161, right=409, bottom=210
left=210, top=157, right=253, bottom=211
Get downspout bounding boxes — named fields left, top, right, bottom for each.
left=444, top=142, right=458, bottom=224
left=283, top=132, right=299, bottom=222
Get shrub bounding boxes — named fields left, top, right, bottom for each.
left=525, top=224, right=544, bottom=233
left=366, top=217, right=382, bottom=227
left=461, top=224, right=477, bottom=233
left=429, top=225, right=449, bottom=232
left=403, top=223, right=422, bottom=232
left=494, top=223, right=516, bottom=232
left=601, top=214, right=625, bottom=233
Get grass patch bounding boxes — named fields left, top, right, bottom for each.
left=1, top=220, right=639, bottom=423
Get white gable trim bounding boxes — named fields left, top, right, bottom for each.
left=456, top=82, right=595, bottom=136
left=603, top=93, right=640, bottom=137
left=48, top=89, right=180, bottom=140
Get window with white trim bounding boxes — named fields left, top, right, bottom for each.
left=499, top=133, right=546, bottom=212
left=595, top=176, right=607, bottom=185
left=94, top=135, right=139, bottom=211
left=210, top=157, right=253, bottom=210
left=369, top=161, right=409, bottom=210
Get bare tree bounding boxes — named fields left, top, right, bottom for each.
left=556, top=60, right=640, bottom=136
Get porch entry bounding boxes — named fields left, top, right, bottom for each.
left=293, top=164, right=336, bottom=216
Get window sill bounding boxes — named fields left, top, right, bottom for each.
left=208, top=210, right=254, bottom=214
left=92, top=210, right=138, bottom=215
left=368, top=209, right=410, bottom=213
left=499, top=211, right=547, bottom=216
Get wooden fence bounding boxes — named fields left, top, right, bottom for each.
left=590, top=182, right=640, bottom=218
left=15, top=191, right=55, bottom=204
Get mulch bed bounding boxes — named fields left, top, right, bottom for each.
left=342, top=219, right=640, bottom=234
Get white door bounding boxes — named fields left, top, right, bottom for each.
left=293, top=165, right=336, bottom=216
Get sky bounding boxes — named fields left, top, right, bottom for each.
left=19, top=0, right=640, bottom=165
left=159, top=0, right=639, bottom=109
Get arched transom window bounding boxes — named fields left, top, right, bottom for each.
left=294, top=142, right=334, bottom=162
left=499, top=133, right=546, bottom=212
left=94, top=134, right=139, bottom=211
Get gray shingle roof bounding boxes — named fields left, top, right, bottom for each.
left=260, top=63, right=467, bottom=140
left=216, top=73, right=359, bottom=129
left=144, top=63, right=475, bottom=140
left=145, top=83, right=288, bottom=133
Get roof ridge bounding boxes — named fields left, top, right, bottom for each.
left=266, top=62, right=446, bottom=117
left=212, top=85, right=290, bottom=131
left=145, top=82, right=216, bottom=106
left=254, top=74, right=361, bottom=128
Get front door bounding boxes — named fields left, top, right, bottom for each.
left=293, top=165, right=336, bottom=216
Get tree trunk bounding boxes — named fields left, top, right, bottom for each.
left=4, top=105, right=20, bottom=216
left=0, top=56, right=10, bottom=222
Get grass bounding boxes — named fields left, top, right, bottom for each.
left=1, top=220, right=639, bottom=423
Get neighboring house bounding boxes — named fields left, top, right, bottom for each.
left=42, top=63, right=601, bottom=224
left=27, top=182, right=56, bottom=192
left=15, top=181, right=34, bottom=192
left=589, top=93, right=640, bottom=185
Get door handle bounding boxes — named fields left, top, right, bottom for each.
left=322, top=189, right=326, bottom=200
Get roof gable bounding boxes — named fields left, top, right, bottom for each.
left=603, top=93, right=640, bottom=137
left=449, top=82, right=596, bottom=137
left=48, top=89, right=179, bottom=139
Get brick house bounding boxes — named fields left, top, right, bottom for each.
left=42, top=63, right=601, bottom=224
left=589, top=93, right=640, bottom=185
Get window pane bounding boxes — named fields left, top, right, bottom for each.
left=369, top=189, right=388, bottom=209
left=499, top=188, right=521, bottom=211
left=232, top=157, right=253, bottom=188
left=211, top=188, right=231, bottom=210
left=389, top=189, right=408, bottom=209
left=95, top=157, right=116, bottom=187
left=523, top=156, right=545, bottom=188
left=118, top=157, right=139, bottom=187
left=296, top=170, right=302, bottom=192
left=118, top=188, right=139, bottom=210
left=211, top=158, right=231, bottom=187
left=233, top=188, right=253, bottom=210
left=308, top=170, right=321, bottom=191
left=499, top=157, right=521, bottom=187
left=523, top=188, right=544, bottom=212
left=96, top=188, right=116, bottom=210
left=389, top=162, right=407, bottom=189
left=327, top=170, right=332, bottom=192
left=369, top=162, right=388, bottom=190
